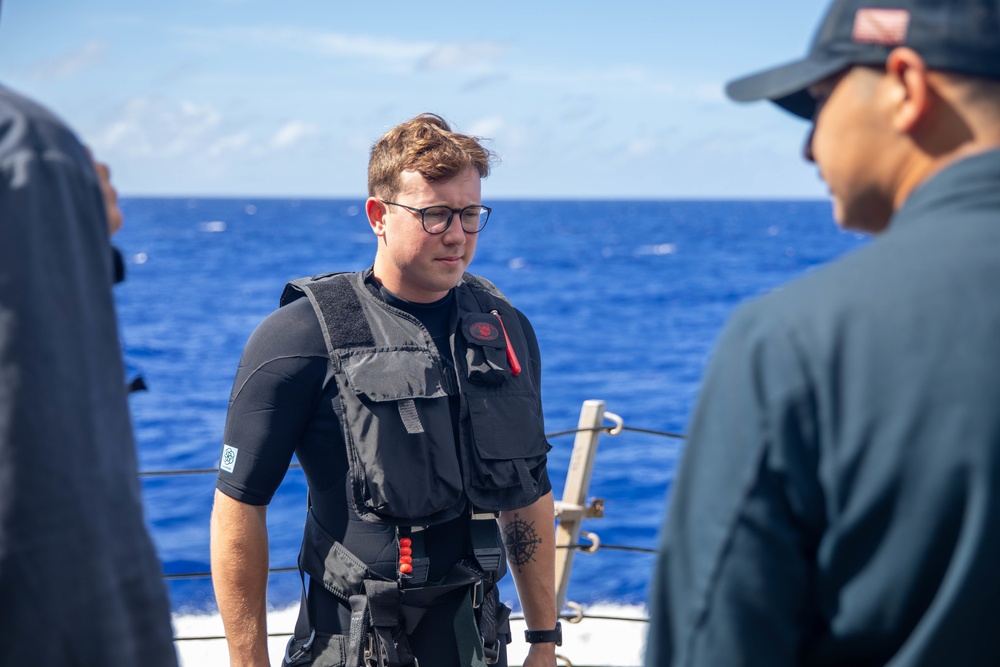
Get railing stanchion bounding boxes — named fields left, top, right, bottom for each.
left=554, top=399, right=605, bottom=612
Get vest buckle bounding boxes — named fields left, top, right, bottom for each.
left=472, top=578, right=484, bottom=609
left=284, top=628, right=315, bottom=665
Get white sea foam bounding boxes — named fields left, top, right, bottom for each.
left=634, top=243, right=676, bottom=256
left=172, top=602, right=649, bottom=666
left=199, top=220, right=227, bottom=233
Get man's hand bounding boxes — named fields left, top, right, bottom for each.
left=86, top=149, right=123, bottom=236
left=523, top=641, right=558, bottom=667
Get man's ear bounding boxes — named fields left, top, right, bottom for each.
left=366, top=197, right=386, bottom=237
left=885, top=47, right=931, bottom=133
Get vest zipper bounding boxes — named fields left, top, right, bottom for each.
left=491, top=310, right=522, bottom=376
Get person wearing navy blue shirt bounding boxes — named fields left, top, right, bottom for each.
left=0, top=84, right=177, bottom=665
left=647, top=1, right=1000, bottom=665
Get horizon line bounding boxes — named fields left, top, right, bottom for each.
left=119, top=193, right=831, bottom=203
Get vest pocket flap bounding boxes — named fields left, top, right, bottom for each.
left=340, top=348, right=448, bottom=401
left=466, top=390, right=550, bottom=461
left=460, top=314, right=507, bottom=349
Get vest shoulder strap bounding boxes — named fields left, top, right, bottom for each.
left=459, top=272, right=518, bottom=317
left=461, top=272, right=506, bottom=299
left=283, top=271, right=516, bottom=358
left=282, top=272, right=377, bottom=359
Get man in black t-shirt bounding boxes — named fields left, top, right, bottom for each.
left=211, top=114, right=559, bottom=667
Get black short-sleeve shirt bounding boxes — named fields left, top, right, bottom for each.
left=216, top=279, right=550, bottom=639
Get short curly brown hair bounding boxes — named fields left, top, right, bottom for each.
left=367, top=113, right=496, bottom=199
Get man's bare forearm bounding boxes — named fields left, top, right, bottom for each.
left=210, top=489, right=271, bottom=667
left=500, top=490, right=558, bottom=666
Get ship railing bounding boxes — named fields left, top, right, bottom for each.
left=142, top=399, right=685, bottom=666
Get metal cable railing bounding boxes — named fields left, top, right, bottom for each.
left=174, top=608, right=650, bottom=644
left=161, top=541, right=655, bottom=583
left=140, top=425, right=684, bottom=478
left=157, top=413, right=674, bottom=654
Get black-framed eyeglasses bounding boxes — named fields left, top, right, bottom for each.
left=380, top=200, right=491, bottom=234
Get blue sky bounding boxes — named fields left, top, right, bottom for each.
left=1, top=1, right=831, bottom=198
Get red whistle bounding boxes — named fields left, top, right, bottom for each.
left=493, top=311, right=521, bottom=376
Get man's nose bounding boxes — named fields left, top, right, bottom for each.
left=442, top=212, right=467, bottom=242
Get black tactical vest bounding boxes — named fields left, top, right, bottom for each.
left=281, top=270, right=550, bottom=527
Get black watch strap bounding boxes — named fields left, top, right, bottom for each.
left=524, top=622, right=562, bottom=646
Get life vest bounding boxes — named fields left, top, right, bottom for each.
left=278, top=269, right=550, bottom=666
left=280, top=269, right=551, bottom=525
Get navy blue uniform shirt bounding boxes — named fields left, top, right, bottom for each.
left=647, top=149, right=1000, bottom=667
left=0, top=85, right=177, bottom=666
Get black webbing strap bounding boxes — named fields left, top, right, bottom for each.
left=480, top=585, right=499, bottom=664
left=470, top=513, right=504, bottom=575
left=347, top=594, right=370, bottom=666
left=491, top=601, right=512, bottom=665
left=514, top=459, right=535, bottom=495
left=364, top=579, right=415, bottom=666
left=454, top=591, right=488, bottom=667
left=284, top=493, right=315, bottom=666
left=468, top=512, right=507, bottom=664
left=284, top=566, right=316, bottom=666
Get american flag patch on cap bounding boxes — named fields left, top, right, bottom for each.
left=852, top=8, right=910, bottom=45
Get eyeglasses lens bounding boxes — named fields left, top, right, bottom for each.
left=422, top=206, right=488, bottom=233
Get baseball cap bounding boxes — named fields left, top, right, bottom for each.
left=726, top=0, right=1000, bottom=119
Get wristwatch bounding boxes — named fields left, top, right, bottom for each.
left=524, top=622, right=562, bottom=646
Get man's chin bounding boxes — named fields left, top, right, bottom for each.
left=426, top=270, right=465, bottom=294
left=832, top=199, right=892, bottom=235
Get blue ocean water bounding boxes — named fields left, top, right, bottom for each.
left=114, top=198, right=866, bottom=614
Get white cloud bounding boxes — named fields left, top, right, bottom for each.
left=507, top=63, right=727, bottom=107
left=416, top=42, right=509, bottom=70
left=309, top=32, right=428, bottom=61
left=26, top=40, right=110, bottom=80
left=460, top=73, right=509, bottom=92
left=254, top=27, right=426, bottom=60
left=173, top=25, right=429, bottom=61
left=94, top=98, right=325, bottom=166
left=269, top=121, right=321, bottom=150
left=92, top=97, right=225, bottom=158
left=626, top=138, right=657, bottom=157
left=467, top=117, right=505, bottom=138
left=171, top=24, right=507, bottom=71
left=207, top=133, right=251, bottom=158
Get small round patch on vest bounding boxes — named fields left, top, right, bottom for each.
left=469, top=322, right=500, bottom=341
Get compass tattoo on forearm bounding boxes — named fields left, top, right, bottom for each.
left=502, top=513, right=541, bottom=573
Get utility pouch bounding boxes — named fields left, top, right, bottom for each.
left=460, top=313, right=510, bottom=386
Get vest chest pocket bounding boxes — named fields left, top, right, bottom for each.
left=460, top=313, right=510, bottom=386
left=337, top=348, right=464, bottom=524
left=465, top=388, right=551, bottom=499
